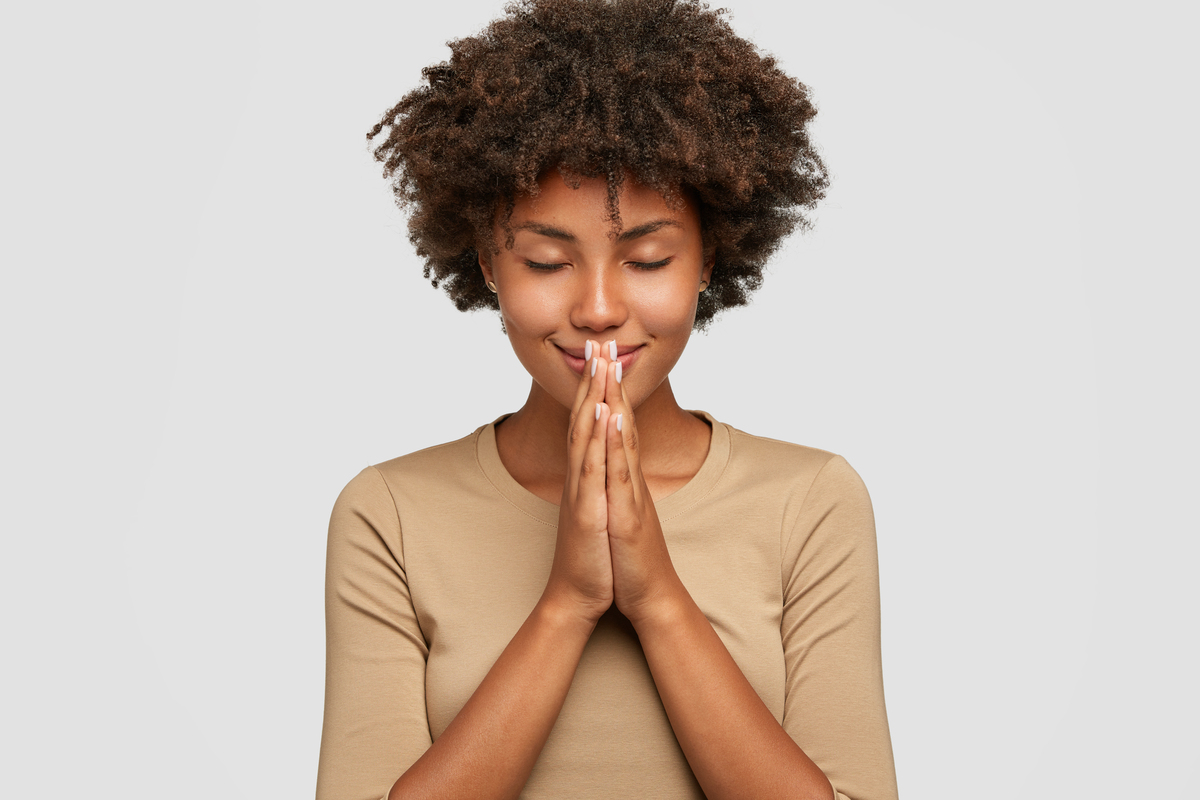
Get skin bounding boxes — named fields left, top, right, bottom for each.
left=387, top=172, right=834, bottom=800
left=485, top=171, right=714, bottom=505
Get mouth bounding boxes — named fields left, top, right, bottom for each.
left=558, top=343, right=644, bottom=376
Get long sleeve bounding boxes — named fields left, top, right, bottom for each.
left=316, top=466, right=433, bottom=800
left=780, top=455, right=899, bottom=800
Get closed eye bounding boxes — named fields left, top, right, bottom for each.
left=524, top=258, right=672, bottom=271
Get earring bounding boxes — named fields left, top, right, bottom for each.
left=486, top=280, right=498, bottom=293
left=699, top=281, right=709, bottom=293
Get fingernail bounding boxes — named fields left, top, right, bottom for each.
left=617, top=413, right=623, bottom=432
left=608, top=340, right=617, bottom=360
left=585, top=340, right=593, bottom=361
left=595, top=402, right=601, bottom=420
left=591, top=358, right=598, bottom=377
left=615, top=361, right=622, bottom=384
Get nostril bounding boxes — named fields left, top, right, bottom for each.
left=568, top=272, right=629, bottom=333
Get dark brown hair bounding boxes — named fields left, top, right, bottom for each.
left=367, top=0, right=827, bottom=328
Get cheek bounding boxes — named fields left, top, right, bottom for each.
left=496, top=284, right=567, bottom=383
left=637, top=281, right=700, bottom=338
left=497, top=282, right=558, bottom=336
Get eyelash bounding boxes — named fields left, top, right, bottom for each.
left=523, top=258, right=672, bottom=271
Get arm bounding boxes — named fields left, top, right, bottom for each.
left=385, top=353, right=621, bottom=799
left=316, top=466, right=433, bottom=800
left=625, top=582, right=836, bottom=800
left=599, top=395, right=833, bottom=800
left=385, top=596, right=596, bottom=800
left=779, top=456, right=899, bottom=800
left=320, top=350, right=619, bottom=800
left=601, top=370, right=893, bottom=800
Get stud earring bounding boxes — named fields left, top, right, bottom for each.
left=486, top=280, right=498, bottom=293
left=699, top=280, right=709, bottom=293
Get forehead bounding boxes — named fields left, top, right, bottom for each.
left=507, top=171, right=699, bottom=237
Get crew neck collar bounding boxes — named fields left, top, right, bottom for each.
left=475, top=410, right=731, bottom=527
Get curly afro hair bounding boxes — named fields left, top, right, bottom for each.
left=367, top=0, right=828, bottom=329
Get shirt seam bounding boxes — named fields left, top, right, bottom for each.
left=658, top=421, right=734, bottom=523
left=779, top=452, right=843, bottom=599
left=368, top=464, right=433, bottom=647
left=473, top=432, right=559, bottom=528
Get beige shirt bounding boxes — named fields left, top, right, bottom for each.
left=317, top=413, right=898, bottom=800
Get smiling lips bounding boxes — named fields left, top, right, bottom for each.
left=559, top=343, right=642, bottom=375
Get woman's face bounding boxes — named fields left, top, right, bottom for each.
left=480, top=171, right=712, bottom=412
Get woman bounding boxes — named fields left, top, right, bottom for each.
left=317, top=1, right=898, bottom=798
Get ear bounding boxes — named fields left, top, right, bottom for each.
left=478, top=250, right=495, bottom=285
left=701, top=254, right=715, bottom=286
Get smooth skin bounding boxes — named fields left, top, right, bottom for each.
left=387, top=173, right=833, bottom=800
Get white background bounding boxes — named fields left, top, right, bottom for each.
left=2, top=0, right=1196, bottom=796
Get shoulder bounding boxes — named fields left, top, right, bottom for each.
left=371, top=427, right=483, bottom=488
left=724, top=423, right=838, bottom=473
left=706, top=417, right=873, bottom=540
left=711, top=421, right=880, bottom=584
left=332, top=427, right=479, bottom=505
left=719, top=420, right=868, bottom=498
left=332, top=424, right=500, bottom=535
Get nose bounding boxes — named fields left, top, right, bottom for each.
left=569, top=265, right=627, bottom=334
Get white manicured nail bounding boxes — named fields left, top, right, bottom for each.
left=615, top=361, right=622, bottom=384
left=595, top=402, right=602, bottom=420
left=591, top=358, right=598, bottom=377
left=585, top=340, right=593, bottom=361
left=617, top=414, right=623, bottom=432
left=608, top=340, right=617, bottom=360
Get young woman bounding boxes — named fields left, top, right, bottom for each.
left=317, top=2, right=898, bottom=798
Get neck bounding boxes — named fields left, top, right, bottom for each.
left=495, top=376, right=709, bottom=501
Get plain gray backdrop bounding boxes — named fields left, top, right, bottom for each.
left=2, top=0, right=1196, bottom=797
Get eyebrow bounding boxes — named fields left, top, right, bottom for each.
left=513, top=219, right=683, bottom=243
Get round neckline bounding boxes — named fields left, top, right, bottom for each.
left=475, top=410, right=731, bottom=527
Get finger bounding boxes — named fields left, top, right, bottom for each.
left=603, top=356, right=637, bottom=478
left=568, top=342, right=594, bottom=416
left=605, top=409, right=637, bottom=517
left=603, top=358, right=626, bottom=414
left=567, top=345, right=608, bottom=476
left=568, top=339, right=599, bottom=423
left=579, top=400, right=611, bottom=510
left=609, top=369, right=643, bottom=500
left=568, top=343, right=609, bottom=465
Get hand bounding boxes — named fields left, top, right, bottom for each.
left=600, top=352, right=684, bottom=625
left=542, top=339, right=616, bottom=625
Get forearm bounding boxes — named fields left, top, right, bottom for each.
left=631, top=581, right=834, bottom=800
left=388, top=596, right=596, bottom=800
